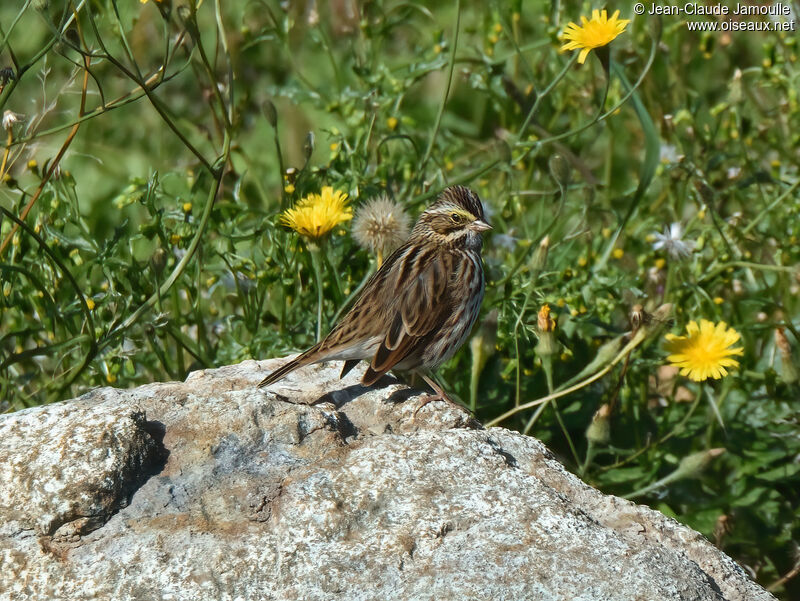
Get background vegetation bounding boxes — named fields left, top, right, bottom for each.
left=1, top=0, right=798, bottom=595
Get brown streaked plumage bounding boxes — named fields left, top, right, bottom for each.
left=258, top=186, right=490, bottom=399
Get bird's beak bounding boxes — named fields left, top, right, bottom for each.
left=471, top=220, right=492, bottom=232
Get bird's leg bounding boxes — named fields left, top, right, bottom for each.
left=414, top=372, right=468, bottom=416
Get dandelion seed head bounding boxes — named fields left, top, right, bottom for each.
left=352, top=195, right=411, bottom=260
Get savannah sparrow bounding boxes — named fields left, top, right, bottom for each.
left=259, top=185, right=491, bottom=407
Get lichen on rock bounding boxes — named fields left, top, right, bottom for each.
left=0, top=358, right=775, bottom=601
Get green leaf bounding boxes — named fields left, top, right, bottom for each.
left=755, top=462, right=800, bottom=483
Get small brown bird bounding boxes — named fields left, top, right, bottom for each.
left=259, top=185, right=491, bottom=406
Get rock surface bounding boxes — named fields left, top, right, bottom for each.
left=0, top=358, right=774, bottom=601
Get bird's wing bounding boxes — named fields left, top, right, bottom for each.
left=362, top=250, right=455, bottom=385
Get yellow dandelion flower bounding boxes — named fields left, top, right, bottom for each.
left=560, top=9, right=630, bottom=65
left=85, top=298, right=96, bottom=311
left=664, top=320, right=743, bottom=382
left=387, top=117, right=399, bottom=131
left=281, top=186, right=352, bottom=239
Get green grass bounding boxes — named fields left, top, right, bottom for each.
left=1, top=0, right=799, bottom=595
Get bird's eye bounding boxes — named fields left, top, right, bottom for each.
left=450, top=212, right=461, bottom=223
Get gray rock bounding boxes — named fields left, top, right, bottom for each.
left=0, top=358, right=773, bottom=601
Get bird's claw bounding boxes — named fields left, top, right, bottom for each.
left=412, top=392, right=471, bottom=418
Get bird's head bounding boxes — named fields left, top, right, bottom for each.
left=412, top=186, right=491, bottom=249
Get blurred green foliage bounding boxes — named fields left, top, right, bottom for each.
left=1, top=0, right=798, bottom=595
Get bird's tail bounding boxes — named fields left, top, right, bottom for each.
left=257, top=347, right=318, bottom=388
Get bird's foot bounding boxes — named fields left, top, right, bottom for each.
left=411, top=372, right=471, bottom=418
left=413, top=392, right=464, bottom=417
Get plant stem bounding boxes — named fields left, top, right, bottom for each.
left=486, top=327, right=649, bottom=428
left=307, top=242, right=325, bottom=342
left=419, top=0, right=460, bottom=175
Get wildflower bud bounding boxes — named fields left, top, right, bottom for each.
left=69, top=248, right=83, bottom=266
left=642, top=303, right=673, bottom=340
left=585, top=403, right=611, bottom=445
left=263, top=99, right=278, bottom=128
left=150, top=247, right=167, bottom=275
left=470, top=309, right=499, bottom=382
left=529, top=235, right=549, bottom=272
left=535, top=304, right=558, bottom=358
left=548, top=154, right=571, bottom=188
left=713, top=514, right=731, bottom=546
left=629, top=304, right=646, bottom=332
left=537, top=304, right=555, bottom=332
left=728, top=69, right=743, bottom=104
left=674, top=448, right=725, bottom=480
left=303, top=131, right=315, bottom=161
left=775, top=328, right=798, bottom=384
